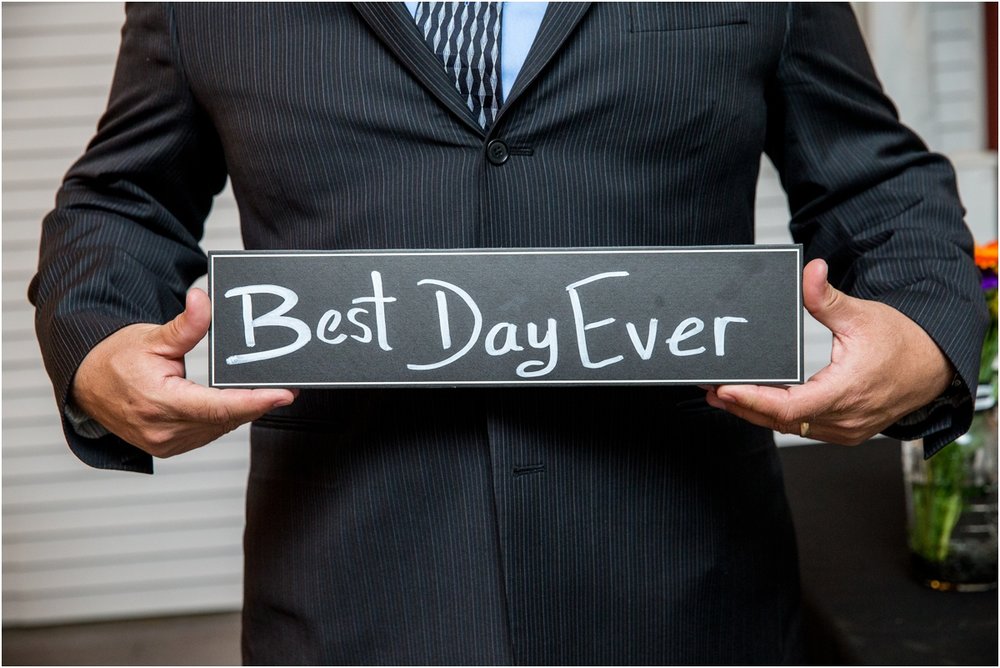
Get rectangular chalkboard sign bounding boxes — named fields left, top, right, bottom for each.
left=208, top=246, right=803, bottom=387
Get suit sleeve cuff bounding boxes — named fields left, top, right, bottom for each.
left=64, top=400, right=112, bottom=440
left=882, top=373, right=975, bottom=458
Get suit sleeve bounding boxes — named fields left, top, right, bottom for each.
left=27, top=3, right=227, bottom=473
left=763, top=3, right=990, bottom=456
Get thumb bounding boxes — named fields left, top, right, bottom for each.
left=151, top=288, right=212, bottom=356
left=802, top=259, right=862, bottom=335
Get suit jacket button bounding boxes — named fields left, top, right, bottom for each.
left=486, top=139, right=509, bottom=165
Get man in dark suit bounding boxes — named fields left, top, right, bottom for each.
left=30, top=3, right=987, bottom=664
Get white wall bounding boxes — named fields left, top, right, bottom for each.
left=2, top=3, right=996, bottom=624
left=859, top=2, right=997, bottom=244
left=3, top=3, right=248, bottom=624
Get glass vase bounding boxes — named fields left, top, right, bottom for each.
left=901, top=386, right=998, bottom=591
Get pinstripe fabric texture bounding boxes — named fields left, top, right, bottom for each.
left=29, top=3, right=987, bottom=664
left=415, top=2, right=503, bottom=128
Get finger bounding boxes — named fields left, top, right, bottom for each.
left=706, top=386, right=821, bottom=435
left=163, top=379, right=297, bottom=427
left=705, top=391, right=856, bottom=443
left=150, top=288, right=212, bottom=356
left=713, top=384, right=797, bottom=428
left=712, top=379, right=884, bottom=443
left=706, top=385, right=792, bottom=431
left=170, top=382, right=296, bottom=423
left=705, top=387, right=793, bottom=432
left=712, top=399, right=872, bottom=445
left=802, top=259, right=864, bottom=336
left=714, top=378, right=840, bottom=431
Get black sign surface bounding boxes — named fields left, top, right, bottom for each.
left=208, top=247, right=803, bottom=387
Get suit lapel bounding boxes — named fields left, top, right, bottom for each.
left=352, top=2, right=485, bottom=136
left=494, top=2, right=591, bottom=128
left=352, top=2, right=592, bottom=136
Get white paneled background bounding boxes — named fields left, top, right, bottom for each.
left=2, top=3, right=996, bottom=625
left=859, top=2, right=997, bottom=241
left=3, top=3, right=248, bottom=625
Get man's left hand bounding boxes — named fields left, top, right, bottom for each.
left=704, top=258, right=952, bottom=445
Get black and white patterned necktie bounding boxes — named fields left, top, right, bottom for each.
left=415, top=2, right=503, bottom=129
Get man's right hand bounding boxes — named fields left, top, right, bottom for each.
left=71, top=288, right=297, bottom=458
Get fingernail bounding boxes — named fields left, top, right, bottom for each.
left=704, top=394, right=727, bottom=409
left=715, top=390, right=736, bottom=404
left=272, top=397, right=293, bottom=408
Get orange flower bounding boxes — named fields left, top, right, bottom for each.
left=975, top=240, right=998, bottom=270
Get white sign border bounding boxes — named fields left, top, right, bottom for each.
left=208, top=246, right=803, bottom=388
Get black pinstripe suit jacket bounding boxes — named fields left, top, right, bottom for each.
left=30, top=3, right=987, bottom=664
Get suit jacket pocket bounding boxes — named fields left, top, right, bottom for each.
left=629, top=2, right=749, bottom=33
